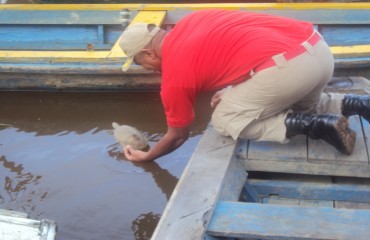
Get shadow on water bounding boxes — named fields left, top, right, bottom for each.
left=0, top=91, right=212, bottom=240
left=108, top=147, right=178, bottom=201
left=106, top=144, right=178, bottom=239
left=0, top=155, right=45, bottom=212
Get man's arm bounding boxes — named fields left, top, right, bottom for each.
left=124, top=125, right=190, bottom=162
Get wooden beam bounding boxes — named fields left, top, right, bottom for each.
left=332, top=45, right=370, bottom=58
left=151, top=125, right=241, bottom=240
left=243, top=160, right=370, bottom=178
left=1, top=3, right=369, bottom=11
left=249, top=179, right=370, bottom=203
left=208, top=201, right=370, bottom=239
left=0, top=11, right=167, bottom=63
left=0, top=51, right=110, bottom=62
left=1, top=44, right=367, bottom=63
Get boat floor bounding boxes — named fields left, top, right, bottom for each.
left=237, top=113, right=370, bottom=178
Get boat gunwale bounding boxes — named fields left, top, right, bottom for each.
left=1, top=3, right=370, bottom=11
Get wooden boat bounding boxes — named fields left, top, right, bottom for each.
left=152, top=79, right=370, bottom=240
left=0, top=209, right=56, bottom=240
left=0, top=3, right=369, bottom=91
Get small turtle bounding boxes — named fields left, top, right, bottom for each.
left=112, top=122, right=148, bottom=151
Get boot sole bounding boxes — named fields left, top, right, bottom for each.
left=335, top=116, right=356, bottom=155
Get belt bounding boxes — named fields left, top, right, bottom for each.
left=254, top=32, right=322, bottom=73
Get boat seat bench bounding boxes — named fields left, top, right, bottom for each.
left=207, top=201, right=370, bottom=240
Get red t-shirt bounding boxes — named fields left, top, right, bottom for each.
left=161, top=10, right=313, bottom=128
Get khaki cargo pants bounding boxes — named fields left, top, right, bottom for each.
left=212, top=37, right=344, bottom=142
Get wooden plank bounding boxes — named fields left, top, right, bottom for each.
left=335, top=175, right=370, bottom=184
left=0, top=50, right=111, bottom=62
left=0, top=213, right=56, bottom=240
left=267, top=172, right=332, bottom=183
left=163, top=7, right=370, bottom=26
left=335, top=56, right=370, bottom=68
left=247, top=135, right=307, bottom=162
left=2, top=7, right=370, bottom=25
left=217, top=153, right=247, bottom=202
left=0, top=24, right=122, bottom=51
left=0, top=10, right=122, bottom=25
left=335, top=201, right=370, bottom=209
left=0, top=72, right=161, bottom=91
left=332, top=44, right=370, bottom=57
left=208, top=201, right=370, bottom=239
left=1, top=6, right=369, bottom=64
left=333, top=175, right=370, bottom=209
left=1, top=49, right=368, bottom=72
left=2, top=4, right=370, bottom=33
left=309, top=115, right=368, bottom=164
left=243, top=159, right=370, bottom=178
left=262, top=196, right=333, bottom=208
left=241, top=180, right=261, bottom=203
left=249, top=179, right=370, bottom=203
left=0, top=11, right=166, bottom=62
left=107, top=10, right=167, bottom=61
left=0, top=62, right=152, bottom=75
left=323, top=26, right=370, bottom=46
left=0, top=44, right=368, bottom=63
left=0, top=209, right=28, bottom=218
left=151, top=125, right=240, bottom=240
left=1, top=3, right=369, bottom=11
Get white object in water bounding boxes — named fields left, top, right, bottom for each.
left=112, top=122, right=148, bottom=150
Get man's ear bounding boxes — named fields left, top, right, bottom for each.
left=141, top=48, right=156, bottom=59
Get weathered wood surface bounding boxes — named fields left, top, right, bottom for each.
left=207, top=201, right=370, bottom=239
left=151, top=125, right=246, bottom=240
left=249, top=179, right=370, bottom=203
left=0, top=209, right=56, bottom=240
left=1, top=4, right=370, bottom=57
left=0, top=72, right=162, bottom=92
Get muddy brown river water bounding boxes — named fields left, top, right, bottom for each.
left=0, top=91, right=212, bottom=240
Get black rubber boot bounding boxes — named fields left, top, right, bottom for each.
left=285, top=113, right=356, bottom=155
left=342, top=94, right=370, bottom=123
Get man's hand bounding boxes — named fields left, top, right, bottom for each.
left=123, top=125, right=190, bottom=162
left=210, top=87, right=230, bottom=108
left=124, top=145, right=149, bottom=162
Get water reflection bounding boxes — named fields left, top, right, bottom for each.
left=107, top=143, right=178, bottom=200
left=0, top=155, right=46, bottom=213
left=131, top=212, right=161, bottom=240
left=107, top=141, right=179, bottom=240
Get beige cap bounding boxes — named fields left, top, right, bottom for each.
left=119, top=23, right=161, bottom=71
